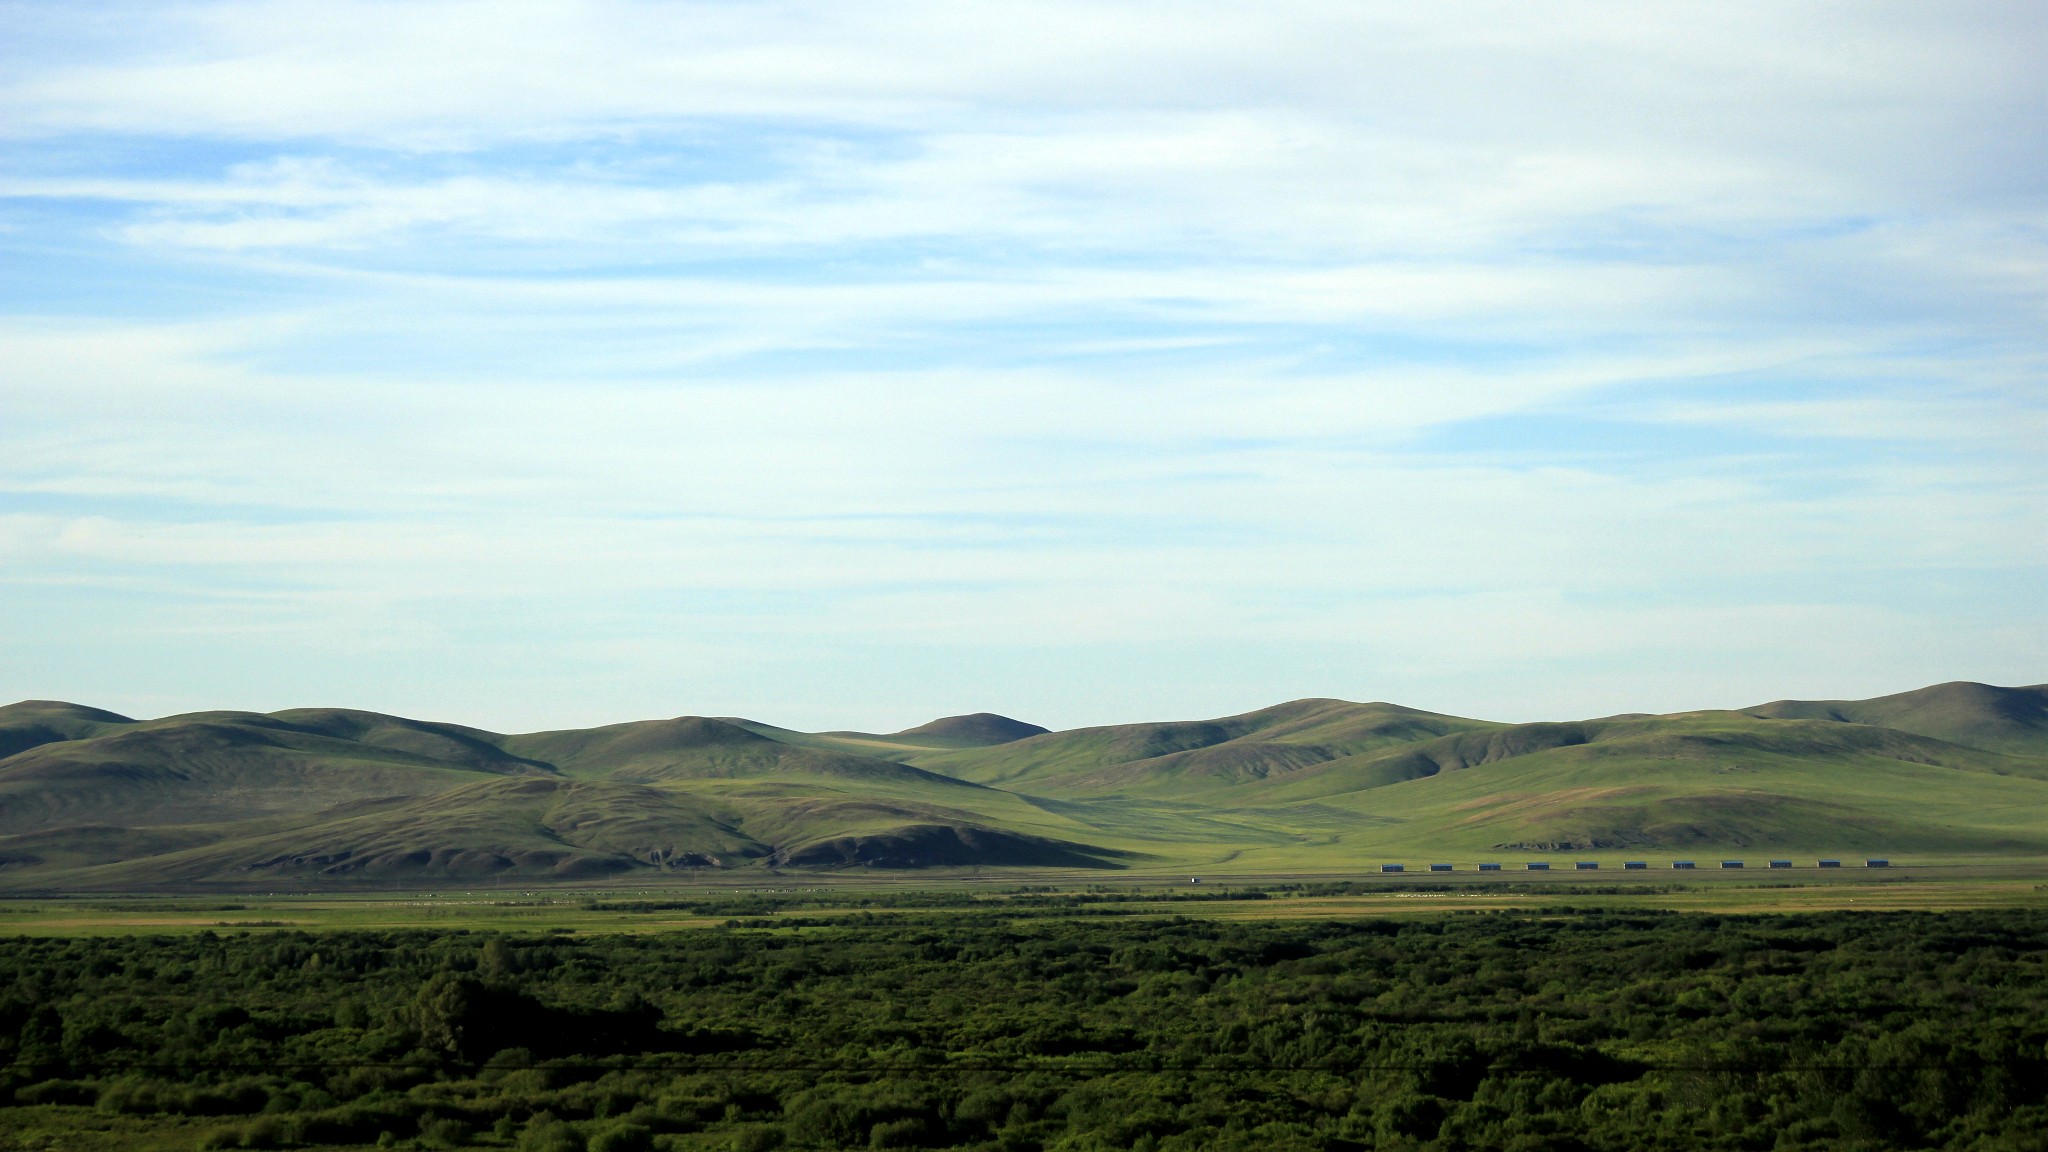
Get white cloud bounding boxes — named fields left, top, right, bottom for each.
left=8, top=3, right=2039, bottom=237
left=0, top=1, right=2041, bottom=725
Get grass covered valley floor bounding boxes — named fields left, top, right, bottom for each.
left=5, top=908, right=2048, bottom=1151
left=2, top=680, right=2047, bottom=890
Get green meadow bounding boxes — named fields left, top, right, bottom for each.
left=3, top=862, right=2045, bottom=938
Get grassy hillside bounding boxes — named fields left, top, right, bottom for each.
left=1744, top=681, right=2048, bottom=756
left=0, top=705, right=1127, bottom=887
left=0, top=681, right=2043, bottom=889
left=907, top=699, right=1493, bottom=791
left=269, top=707, right=553, bottom=773
left=0, top=700, right=134, bottom=759
left=1250, top=710, right=2048, bottom=804
left=0, top=714, right=531, bottom=836
left=891, top=711, right=1049, bottom=745
left=60, top=777, right=774, bottom=885
left=727, top=711, right=1048, bottom=760
left=1242, top=715, right=2048, bottom=862
left=498, top=715, right=976, bottom=789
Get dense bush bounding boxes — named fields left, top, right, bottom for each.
left=3, top=910, right=2047, bottom=1149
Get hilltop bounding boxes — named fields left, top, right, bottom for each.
left=0, top=681, right=2042, bottom=889
left=1743, top=681, right=2048, bottom=756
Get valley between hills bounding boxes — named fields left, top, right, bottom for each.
left=1, top=680, right=2045, bottom=891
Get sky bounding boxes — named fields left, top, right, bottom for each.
left=0, top=1, right=2043, bottom=733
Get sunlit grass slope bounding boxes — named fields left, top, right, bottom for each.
left=1743, top=681, right=2048, bottom=756
left=1221, top=721, right=2048, bottom=867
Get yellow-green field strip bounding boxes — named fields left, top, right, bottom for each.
left=5, top=864, right=2046, bottom=935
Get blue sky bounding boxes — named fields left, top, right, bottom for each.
left=1, top=1, right=2042, bottom=731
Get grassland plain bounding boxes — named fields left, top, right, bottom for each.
left=3, top=863, right=2048, bottom=938
left=0, top=682, right=2044, bottom=892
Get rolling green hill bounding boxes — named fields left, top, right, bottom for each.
left=1743, top=681, right=2048, bottom=756
left=0, top=681, right=2042, bottom=889
left=497, top=715, right=977, bottom=789
left=905, top=699, right=1493, bottom=790
left=723, top=712, right=1052, bottom=760
left=0, top=700, right=137, bottom=758
left=0, top=713, right=536, bottom=837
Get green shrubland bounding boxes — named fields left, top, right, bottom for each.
left=3, top=910, right=2047, bottom=1149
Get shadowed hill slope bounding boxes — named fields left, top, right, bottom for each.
left=770, top=823, right=1129, bottom=868
left=57, top=778, right=775, bottom=885
left=888, top=713, right=1049, bottom=747
left=0, top=700, right=137, bottom=759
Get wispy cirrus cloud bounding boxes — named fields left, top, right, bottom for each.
left=0, top=1, right=2041, bottom=729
